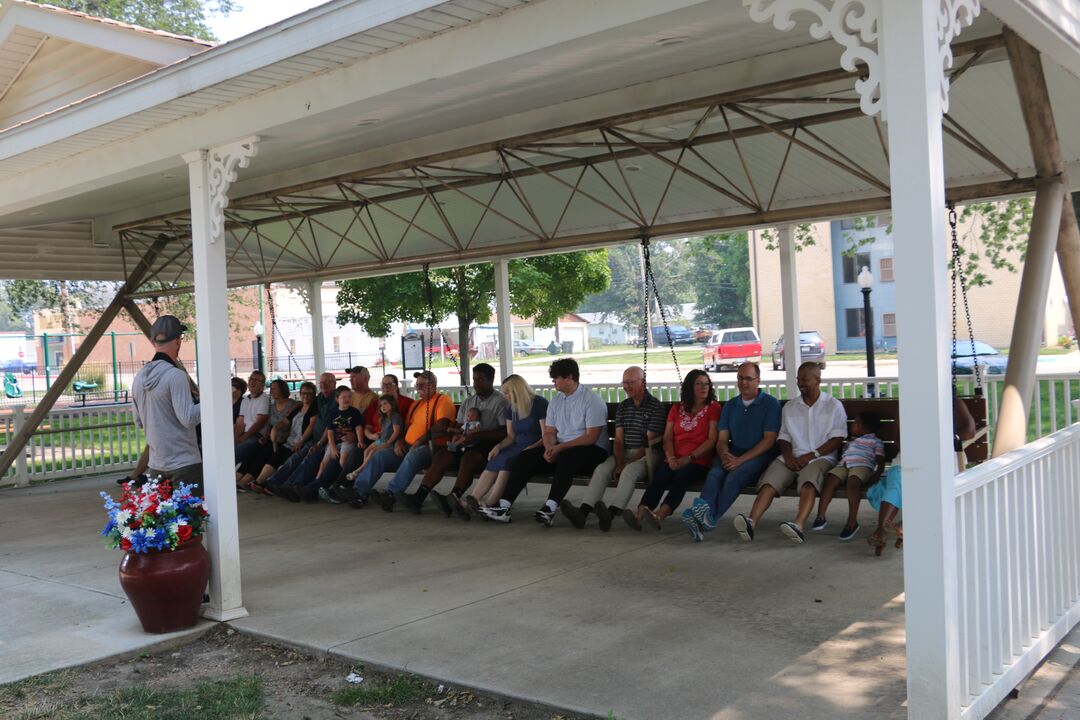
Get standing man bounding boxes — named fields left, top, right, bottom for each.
left=500, top=358, right=610, bottom=527
left=362, top=370, right=455, bottom=510
left=560, top=365, right=665, bottom=531
left=131, top=315, right=202, bottom=492
left=405, top=363, right=508, bottom=516
left=733, top=362, right=847, bottom=544
left=682, top=362, right=780, bottom=542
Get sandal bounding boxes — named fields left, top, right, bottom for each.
left=886, top=520, right=903, bottom=549
left=644, top=508, right=662, bottom=531
left=867, top=529, right=887, bottom=557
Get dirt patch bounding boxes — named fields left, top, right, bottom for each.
left=1, top=625, right=598, bottom=720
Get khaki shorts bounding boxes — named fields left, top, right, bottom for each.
left=756, top=457, right=834, bottom=495
left=827, top=464, right=875, bottom=483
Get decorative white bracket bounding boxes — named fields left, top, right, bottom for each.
left=183, top=135, right=260, bottom=243
left=744, top=0, right=980, bottom=118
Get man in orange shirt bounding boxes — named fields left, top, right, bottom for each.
left=358, top=370, right=455, bottom=511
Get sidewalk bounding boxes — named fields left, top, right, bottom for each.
left=988, top=623, right=1080, bottom=720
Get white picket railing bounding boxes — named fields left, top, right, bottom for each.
left=954, top=422, right=1080, bottom=718
left=0, top=402, right=143, bottom=486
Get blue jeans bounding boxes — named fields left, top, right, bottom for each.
left=352, top=446, right=405, bottom=496
left=699, top=453, right=774, bottom=521
left=235, top=436, right=262, bottom=465
left=387, top=444, right=434, bottom=493
left=266, top=447, right=307, bottom=488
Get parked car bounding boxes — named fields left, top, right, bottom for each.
left=650, top=325, right=697, bottom=346
left=511, top=339, right=547, bottom=356
left=771, top=330, right=827, bottom=370
left=704, top=327, right=762, bottom=372
left=952, top=339, right=1008, bottom=375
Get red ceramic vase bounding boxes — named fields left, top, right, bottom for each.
left=118, top=536, right=210, bottom=633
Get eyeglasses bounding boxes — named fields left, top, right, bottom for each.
left=693, top=380, right=712, bottom=387
left=736, top=375, right=758, bottom=382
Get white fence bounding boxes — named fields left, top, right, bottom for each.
left=954, top=422, right=1080, bottom=718
left=0, top=402, right=143, bottom=486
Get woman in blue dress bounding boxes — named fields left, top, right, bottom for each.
left=458, top=374, right=547, bottom=521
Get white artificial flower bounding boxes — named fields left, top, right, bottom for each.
left=115, top=510, right=131, bottom=526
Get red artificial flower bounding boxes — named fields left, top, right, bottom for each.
left=177, top=525, right=193, bottom=542
left=120, top=538, right=132, bottom=551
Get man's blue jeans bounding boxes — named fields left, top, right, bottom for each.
left=699, top=453, right=774, bottom=521
left=265, top=445, right=309, bottom=488
left=351, top=446, right=404, bottom=496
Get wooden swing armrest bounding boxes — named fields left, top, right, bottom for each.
left=960, top=426, right=988, bottom=451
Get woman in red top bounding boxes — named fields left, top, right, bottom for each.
left=624, top=369, right=719, bottom=530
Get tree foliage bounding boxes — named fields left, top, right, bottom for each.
left=685, top=233, right=752, bottom=328
left=336, top=252, right=610, bottom=379
left=577, top=242, right=692, bottom=329
left=31, top=0, right=237, bottom=40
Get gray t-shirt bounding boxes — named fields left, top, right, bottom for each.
left=457, top=390, right=509, bottom=431
left=379, top=412, right=403, bottom=444
left=547, top=384, right=610, bottom=451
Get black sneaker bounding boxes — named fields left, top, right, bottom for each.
left=298, top=484, right=319, bottom=503
left=780, top=521, right=805, bottom=544
left=560, top=500, right=587, bottom=529
left=397, top=491, right=419, bottom=514
left=593, top=502, right=612, bottom=532
left=534, top=504, right=557, bottom=527
left=348, top=496, right=367, bottom=509
left=330, top=485, right=357, bottom=504
left=452, top=494, right=472, bottom=521
left=838, top=523, right=860, bottom=542
left=810, top=516, right=827, bottom=532
left=368, top=489, right=394, bottom=512
left=430, top=490, right=453, bottom=518
left=465, top=494, right=481, bottom=516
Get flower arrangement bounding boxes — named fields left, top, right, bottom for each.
left=100, top=477, right=208, bottom=553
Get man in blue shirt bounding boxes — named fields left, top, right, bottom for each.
left=683, top=362, right=780, bottom=541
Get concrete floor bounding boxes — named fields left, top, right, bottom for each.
left=2, top=474, right=911, bottom=720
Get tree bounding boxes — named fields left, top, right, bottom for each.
left=685, top=233, right=752, bottom=328
left=32, top=0, right=237, bottom=40
left=577, top=241, right=692, bottom=332
left=335, top=252, right=610, bottom=381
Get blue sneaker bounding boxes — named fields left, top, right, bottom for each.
left=681, top=508, right=704, bottom=542
left=691, top=497, right=716, bottom=531
left=810, top=515, right=827, bottom=532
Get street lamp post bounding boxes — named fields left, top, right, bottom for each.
left=253, top=321, right=265, bottom=374
left=857, top=266, right=875, bottom=397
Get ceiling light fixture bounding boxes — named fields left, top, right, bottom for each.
left=655, top=36, right=688, bottom=47
left=356, top=118, right=380, bottom=127
left=623, top=163, right=642, bottom=172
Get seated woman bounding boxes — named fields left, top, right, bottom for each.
left=463, top=374, right=547, bottom=522
left=241, top=381, right=317, bottom=494
left=236, top=378, right=299, bottom=491
left=624, top=369, right=719, bottom=530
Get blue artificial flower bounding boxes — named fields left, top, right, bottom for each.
left=129, top=528, right=152, bottom=554
left=100, top=519, right=116, bottom=537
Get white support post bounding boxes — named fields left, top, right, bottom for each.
left=308, top=279, right=326, bottom=375
left=777, top=224, right=800, bottom=398
left=184, top=138, right=257, bottom=623
left=881, top=2, right=960, bottom=716
left=494, top=258, right=514, bottom=381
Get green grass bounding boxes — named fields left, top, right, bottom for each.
left=332, top=674, right=429, bottom=706
left=2, top=675, right=262, bottom=720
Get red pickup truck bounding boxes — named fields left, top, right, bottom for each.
left=703, top=327, right=762, bottom=372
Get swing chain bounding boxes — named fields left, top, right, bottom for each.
left=265, top=284, right=304, bottom=378
left=948, top=202, right=982, bottom=396
left=641, top=239, right=682, bottom=384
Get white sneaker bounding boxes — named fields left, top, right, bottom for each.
left=481, top=505, right=512, bottom=523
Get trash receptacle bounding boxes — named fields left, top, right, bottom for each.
left=561, top=340, right=574, bottom=354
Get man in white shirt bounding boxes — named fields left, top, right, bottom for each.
left=501, top=357, right=610, bottom=526
left=734, top=362, right=847, bottom=544
left=235, top=369, right=270, bottom=465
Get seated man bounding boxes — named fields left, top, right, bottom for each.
left=682, top=361, right=780, bottom=542
left=500, top=357, right=610, bottom=527
left=265, top=372, right=337, bottom=496
left=404, top=363, right=508, bottom=516
left=234, top=370, right=269, bottom=466
left=733, top=362, right=846, bottom=545
left=356, top=370, right=455, bottom=510
left=560, top=365, right=665, bottom=531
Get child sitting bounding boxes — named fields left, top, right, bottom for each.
left=811, top=411, right=886, bottom=542
left=348, top=395, right=403, bottom=479
left=446, top=406, right=482, bottom=453
left=319, top=386, right=364, bottom=477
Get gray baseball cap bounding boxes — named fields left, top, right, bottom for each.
left=150, top=315, right=187, bottom=343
